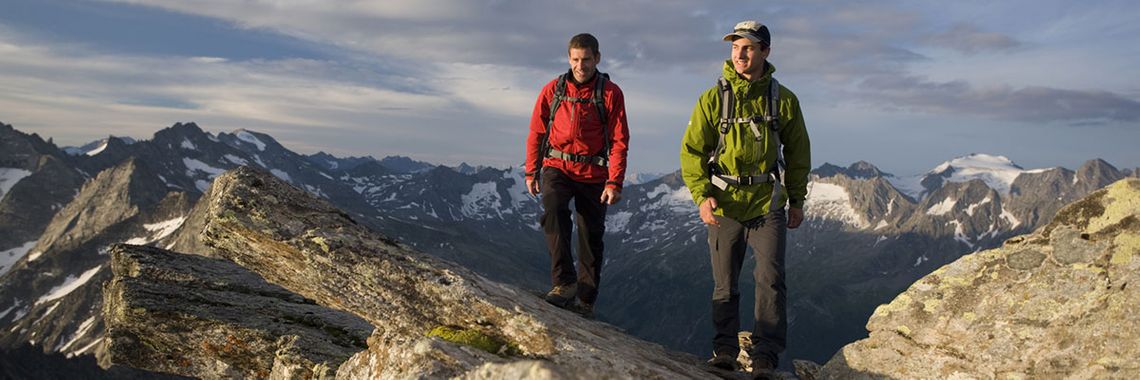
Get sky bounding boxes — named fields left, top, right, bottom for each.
left=1, top=0, right=1138, bottom=177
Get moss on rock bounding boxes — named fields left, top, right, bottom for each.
left=427, top=326, right=520, bottom=356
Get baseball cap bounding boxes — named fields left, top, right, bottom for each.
left=722, top=20, right=770, bottom=47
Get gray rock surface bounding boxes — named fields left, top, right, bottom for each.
left=197, top=167, right=717, bottom=379
left=103, top=244, right=372, bottom=380
left=821, top=178, right=1140, bottom=379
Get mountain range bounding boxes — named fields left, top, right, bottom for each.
left=0, top=120, right=1135, bottom=370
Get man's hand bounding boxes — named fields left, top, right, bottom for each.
left=600, top=187, right=622, bottom=205
left=526, top=177, right=540, bottom=196
left=699, top=198, right=719, bottom=226
left=788, top=207, right=804, bottom=229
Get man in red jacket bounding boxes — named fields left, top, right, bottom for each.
left=525, top=33, right=629, bottom=318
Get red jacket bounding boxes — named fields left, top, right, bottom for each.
left=525, top=72, right=629, bottom=190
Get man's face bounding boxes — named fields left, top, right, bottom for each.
left=731, top=37, right=769, bottom=77
left=568, top=47, right=599, bottom=83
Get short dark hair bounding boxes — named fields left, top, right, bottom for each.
left=568, top=33, right=600, bottom=56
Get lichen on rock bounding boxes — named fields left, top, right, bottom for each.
left=821, top=178, right=1140, bottom=379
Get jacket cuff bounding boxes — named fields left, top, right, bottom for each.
left=789, top=198, right=805, bottom=209
left=605, top=181, right=622, bottom=191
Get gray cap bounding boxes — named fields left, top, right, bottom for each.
left=722, top=20, right=770, bottom=47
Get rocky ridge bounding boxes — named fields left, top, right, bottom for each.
left=103, top=244, right=372, bottom=379
left=819, top=178, right=1140, bottom=379
left=189, top=166, right=717, bottom=379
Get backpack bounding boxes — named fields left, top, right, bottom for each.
left=707, top=76, right=786, bottom=209
left=537, top=72, right=611, bottom=170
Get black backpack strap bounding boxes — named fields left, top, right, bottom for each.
left=535, top=74, right=570, bottom=177
left=766, top=77, right=785, bottom=210
left=710, top=77, right=732, bottom=169
left=595, top=72, right=611, bottom=163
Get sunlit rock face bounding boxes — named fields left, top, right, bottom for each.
left=822, top=178, right=1140, bottom=379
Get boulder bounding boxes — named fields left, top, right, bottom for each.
left=103, top=244, right=372, bottom=379
left=822, top=178, right=1140, bottom=379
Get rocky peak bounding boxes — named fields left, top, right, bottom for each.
left=182, top=167, right=719, bottom=378
left=0, top=156, right=188, bottom=360
left=31, top=158, right=167, bottom=256
left=1075, top=158, right=1124, bottom=191
left=819, top=178, right=1140, bottom=379
left=150, top=122, right=207, bottom=145
left=814, top=161, right=888, bottom=179
left=0, top=122, right=67, bottom=166
left=378, top=155, right=434, bottom=174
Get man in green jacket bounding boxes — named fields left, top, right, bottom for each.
left=680, top=20, right=810, bottom=377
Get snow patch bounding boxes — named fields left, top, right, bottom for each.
left=36, top=265, right=103, bottom=305
left=643, top=184, right=697, bottom=214
left=126, top=216, right=186, bottom=245
left=913, top=255, right=929, bottom=267
left=874, top=220, right=889, bottom=230
left=0, top=168, right=33, bottom=200
left=183, top=157, right=226, bottom=178
left=70, top=338, right=102, bottom=357
left=965, top=197, right=992, bottom=216
left=270, top=169, right=292, bottom=183
left=85, top=141, right=108, bottom=156
left=59, top=316, right=97, bottom=353
left=195, top=180, right=212, bottom=193
left=504, top=169, right=532, bottom=208
left=1001, top=207, right=1021, bottom=228
left=804, top=182, right=868, bottom=228
left=607, top=211, right=633, bottom=232
left=253, top=155, right=267, bottom=168
left=1, top=240, right=38, bottom=276
left=26, top=250, right=43, bottom=262
left=0, top=300, right=22, bottom=320
left=926, top=198, right=957, bottom=216
left=948, top=220, right=974, bottom=248
left=224, top=154, right=248, bottom=165
left=461, top=182, right=502, bottom=219
left=236, top=130, right=266, bottom=151
left=885, top=174, right=925, bottom=200
left=180, top=138, right=196, bottom=150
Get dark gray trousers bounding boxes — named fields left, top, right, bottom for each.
left=539, top=167, right=607, bottom=305
left=708, top=210, right=787, bottom=361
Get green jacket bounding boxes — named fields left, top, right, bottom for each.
left=680, top=61, right=811, bottom=222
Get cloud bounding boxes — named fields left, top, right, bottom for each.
left=927, top=23, right=1021, bottom=54
left=857, top=74, right=1140, bottom=124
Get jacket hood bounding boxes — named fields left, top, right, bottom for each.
left=721, top=60, right=776, bottom=87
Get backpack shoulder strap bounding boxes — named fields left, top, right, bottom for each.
left=595, top=72, right=612, bottom=158
left=709, top=76, right=733, bottom=169
left=536, top=74, right=569, bottom=174
left=547, top=73, right=570, bottom=134
left=766, top=77, right=783, bottom=169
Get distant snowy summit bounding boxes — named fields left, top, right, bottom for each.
left=884, top=154, right=1039, bottom=200
left=61, top=136, right=137, bottom=156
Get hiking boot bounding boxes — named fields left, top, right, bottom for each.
left=544, top=283, right=577, bottom=308
left=750, top=356, right=778, bottom=380
left=576, top=301, right=595, bottom=319
left=706, top=352, right=738, bottom=371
